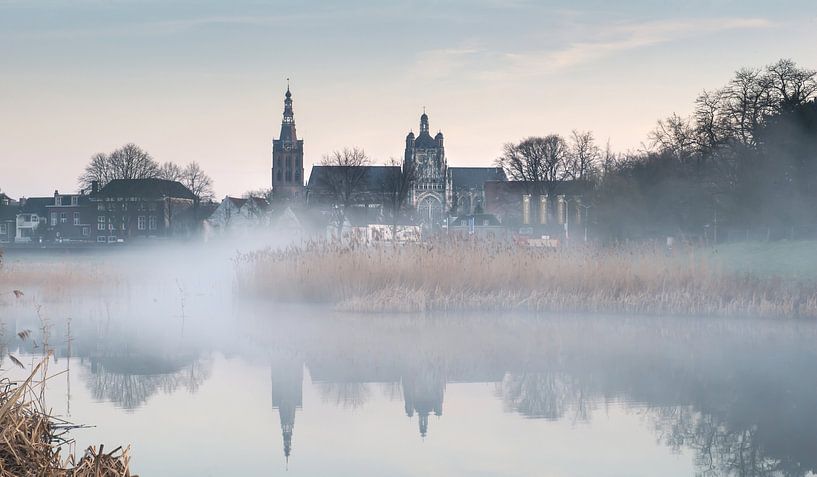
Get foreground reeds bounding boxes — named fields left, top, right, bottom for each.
left=0, top=360, right=135, bottom=477
left=237, top=240, right=817, bottom=318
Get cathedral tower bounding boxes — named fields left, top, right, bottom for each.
left=404, top=111, right=447, bottom=225
left=272, top=84, right=305, bottom=201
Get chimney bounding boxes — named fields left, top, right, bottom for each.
left=91, top=181, right=100, bottom=194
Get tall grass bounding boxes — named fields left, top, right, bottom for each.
left=237, top=240, right=817, bottom=318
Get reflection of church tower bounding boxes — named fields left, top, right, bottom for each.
left=402, top=363, right=446, bottom=438
left=271, top=357, right=304, bottom=463
left=404, top=111, right=448, bottom=226
left=271, top=84, right=305, bottom=201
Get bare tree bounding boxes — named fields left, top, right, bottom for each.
left=383, top=157, right=417, bottom=241
left=158, top=162, right=184, bottom=182
left=243, top=188, right=274, bottom=202
left=567, top=130, right=600, bottom=180
left=649, top=114, right=698, bottom=162
left=496, top=135, right=570, bottom=196
left=318, top=147, right=371, bottom=231
left=78, top=143, right=160, bottom=190
left=181, top=161, right=215, bottom=201
left=765, top=58, right=817, bottom=110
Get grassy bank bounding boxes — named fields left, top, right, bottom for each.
left=238, top=241, right=817, bottom=318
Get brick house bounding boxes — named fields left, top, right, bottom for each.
left=89, top=179, right=197, bottom=244
left=44, top=190, right=95, bottom=243
left=0, top=193, right=17, bottom=243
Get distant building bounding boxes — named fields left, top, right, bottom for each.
left=484, top=180, right=593, bottom=241
left=447, top=213, right=507, bottom=240
left=306, top=165, right=401, bottom=216
left=14, top=197, right=50, bottom=243
left=404, top=112, right=507, bottom=226
left=44, top=190, right=94, bottom=243
left=405, top=112, right=448, bottom=225
left=271, top=85, right=305, bottom=201
left=0, top=193, right=18, bottom=243
left=447, top=167, right=507, bottom=216
left=89, top=178, right=197, bottom=244
left=206, top=196, right=271, bottom=234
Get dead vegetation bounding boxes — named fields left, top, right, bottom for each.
left=238, top=240, right=817, bottom=318
left=0, top=360, right=135, bottom=477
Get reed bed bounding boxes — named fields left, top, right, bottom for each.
left=237, top=240, right=817, bottom=318
left=0, top=361, right=135, bottom=476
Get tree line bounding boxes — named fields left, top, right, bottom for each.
left=497, top=59, right=817, bottom=242
left=78, top=143, right=215, bottom=201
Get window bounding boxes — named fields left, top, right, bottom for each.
left=522, top=194, right=531, bottom=225
left=539, top=195, right=548, bottom=225
left=71, top=196, right=78, bottom=206
left=97, top=203, right=105, bottom=211
left=82, top=226, right=90, bottom=236
left=137, top=216, right=146, bottom=230
left=60, top=212, right=67, bottom=223
left=0, top=224, right=6, bottom=234
left=51, top=212, right=57, bottom=226
left=108, top=223, right=114, bottom=231
left=73, top=212, right=80, bottom=225
left=121, top=223, right=126, bottom=230
left=107, top=236, right=116, bottom=243
left=97, top=236, right=107, bottom=243
left=98, top=223, right=105, bottom=231
left=148, top=216, right=157, bottom=230
left=97, top=215, right=105, bottom=223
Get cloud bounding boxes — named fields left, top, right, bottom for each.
left=504, top=17, right=777, bottom=75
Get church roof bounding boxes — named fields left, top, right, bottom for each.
left=412, top=132, right=438, bottom=149
left=307, top=165, right=401, bottom=193
left=449, top=167, right=507, bottom=189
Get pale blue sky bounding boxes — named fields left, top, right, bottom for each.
left=1, top=0, right=815, bottom=198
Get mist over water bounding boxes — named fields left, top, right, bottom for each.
left=1, top=244, right=815, bottom=476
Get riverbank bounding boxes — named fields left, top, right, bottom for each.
left=238, top=241, right=817, bottom=318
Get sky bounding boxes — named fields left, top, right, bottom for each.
left=1, top=0, right=815, bottom=199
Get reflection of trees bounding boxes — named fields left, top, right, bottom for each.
left=499, top=372, right=593, bottom=422
left=85, top=355, right=211, bottom=409
left=650, top=406, right=813, bottom=477
left=318, top=382, right=371, bottom=409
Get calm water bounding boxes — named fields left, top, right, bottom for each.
left=2, top=253, right=816, bottom=476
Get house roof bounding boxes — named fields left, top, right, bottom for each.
left=307, top=165, right=401, bottom=193
left=19, top=197, right=52, bottom=215
left=94, top=179, right=196, bottom=200
left=0, top=205, right=18, bottom=221
left=224, top=196, right=270, bottom=210
left=449, top=167, right=507, bottom=189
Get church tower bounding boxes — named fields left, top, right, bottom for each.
left=404, top=111, right=447, bottom=225
left=272, top=84, right=305, bottom=201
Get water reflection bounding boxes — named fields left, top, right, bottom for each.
left=249, top=313, right=817, bottom=475
left=3, top=305, right=816, bottom=476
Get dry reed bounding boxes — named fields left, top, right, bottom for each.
left=0, top=360, right=135, bottom=477
left=237, top=240, right=817, bottom=318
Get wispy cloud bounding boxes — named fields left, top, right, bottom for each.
left=504, top=17, right=777, bottom=75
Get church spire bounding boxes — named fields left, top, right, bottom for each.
left=280, top=82, right=297, bottom=141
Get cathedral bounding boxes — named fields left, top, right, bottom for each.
left=404, top=112, right=507, bottom=225
left=271, top=85, right=305, bottom=201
